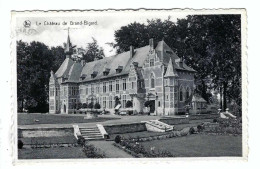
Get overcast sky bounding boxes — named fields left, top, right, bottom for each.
left=15, top=11, right=187, bottom=56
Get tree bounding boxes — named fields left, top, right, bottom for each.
left=82, top=38, right=104, bottom=62
left=17, top=40, right=65, bottom=113
left=88, top=102, right=94, bottom=109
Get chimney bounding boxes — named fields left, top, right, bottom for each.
left=130, top=45, right=134, bottom=58
left=149, top=38, right=154, bottom=49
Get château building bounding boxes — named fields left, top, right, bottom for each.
left=49, top=32, right=196, bottom=115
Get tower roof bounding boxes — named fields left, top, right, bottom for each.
left=64, top=28, right=73, bottom=56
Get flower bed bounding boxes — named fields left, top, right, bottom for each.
left=202, top=118, right=242, bottom=135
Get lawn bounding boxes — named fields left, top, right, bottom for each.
left=18, top=147, right=86, bottom=159
left=18, top=113, right=120, bottom=125
left=141, top=134, right=242, bottom=157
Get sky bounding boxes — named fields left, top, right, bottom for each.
left=15, top=11, right=187, bottom=57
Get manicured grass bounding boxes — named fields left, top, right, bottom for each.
left=18, top=147, right=86, bottom=159
left=18, top=113, right=120, bottom=125
left=141, top=134, right=242, bottom=157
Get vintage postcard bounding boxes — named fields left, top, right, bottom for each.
left=11, top=9, right=247, bottom=162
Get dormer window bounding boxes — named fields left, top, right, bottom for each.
left=91, top=71, right=98, bottom=78
left=80, top=74, right=87, bottom=80
left=103, top=68, right=110, bottom=76
left=166, top=50, right=173, bottom=55
left=150, top=59, right=155, bottom=67
left=116, top=66, right=123, bottom=73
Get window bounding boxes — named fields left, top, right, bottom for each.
left=166, top=94, right=169, bottom=100
left=109, top=81, right=113, bottom=92
left=158, top=101, right=161, bottom=107
left=80, top=88, right=83, bottom=95
left=150, top=59, right=155, bottom=66
left=179, top=86, right=184, bottom=102
left=116, top=80, right=119, bottom=93
left=55, top=87, right=59, bottom=96
left=103, top=96, right=106, bottom=108
left=103, top=82, right=107, bottom=93
left=109, top=96, right=113, bottom=109
left=131, top=81, right=135, bottom=89
left=56, top=102, right=59, bottom=110
left=96, top=83, right=100, bottom=93
left=122, top=95, right=127, bottom=108
left=50, top=87, right=54, bottom=96
left=122, top=79, right=127, bottom=91
left=91, top=84, right=94, bottom=93
left=150, top=73, right=155, bottom=88
left=86, top=85, right=88, bottom=95
left=186, top=87, right=190, bottom=100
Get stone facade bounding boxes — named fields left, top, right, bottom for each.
left=49, top=33, right=196, bottom=115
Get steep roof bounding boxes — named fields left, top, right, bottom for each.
left=56, top=40, right=195, bottom=83
left=55, top=57, right=75, bottom=78
left=156, top=40, right=195, bottom=72
left=80, top=45, right=150, bottom=82
left=164, top=58, right=178, bottom=77
left=66, top=62, right=83, bottom=82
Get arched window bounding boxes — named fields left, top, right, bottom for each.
left=186, top=87, right=190, bottom=100
left=179, top=86, right=184, bottom=101
left=150, top=73, right=155, bottom=88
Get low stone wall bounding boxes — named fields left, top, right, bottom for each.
left=189, top=114, right=219, bottom=120
left=159, top=117, right=189, bottom=125
left=18, top=127, right=74, bottom=138
left=104, top=122, right=147, bottom=134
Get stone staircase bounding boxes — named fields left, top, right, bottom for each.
left=79, top=127, right=104, bottom=140
left=144, top=120, right=174, bottom=132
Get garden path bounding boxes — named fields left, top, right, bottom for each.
left=88, top=140, right=133, bottom=158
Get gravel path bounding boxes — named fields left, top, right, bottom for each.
left=88, top=140, right=133, bottom=158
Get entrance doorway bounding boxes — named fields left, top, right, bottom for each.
left=149, top=100, right=155, bottom=113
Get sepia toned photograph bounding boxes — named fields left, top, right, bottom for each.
left=12, top=9, right=246, bottom=160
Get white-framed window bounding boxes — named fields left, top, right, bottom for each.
left=150, top=73, right=155, bottom=88
left=91, top=84, right=94, bottom=93
left=86, top=85, right=88, bottom=95
left=103, top=82, right=107, bottom=93
left=109, top=96, right=113, bottom=109
left=116, top=80, right=119, bottom=93
left=109, top=81, right=113, bottom=92
left=96, top=83, right=100, bottom=93
left=103, top=96, right=106, bottom=108
left=122, top=79, right=127, bottom=91
left=131, top=81, right=135, bottom=89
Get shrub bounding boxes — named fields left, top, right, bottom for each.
left=82, top=103, right=88, bottom=108
left=94, top=102, right=101, bottom=109
left=18, top=140, right=23, bottom=149
left=88, top=102, right=94, bottom=109
left=197, top=125, right=204, bottom=132
left=115, top=135, right=121, bottom=143
left=82, top=144, right=105, bottom=158
left=125, top=100, right=133, bottom=108
left=189, top=127, right=196, bottom=134
left=77, top=136, right=86, bottom=146
left=213, top=119, right=218, bottom=123
left=76, top=103, right=82, bottom=110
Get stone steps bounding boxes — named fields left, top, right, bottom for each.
left=79, top=127, right=104, bottom=140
